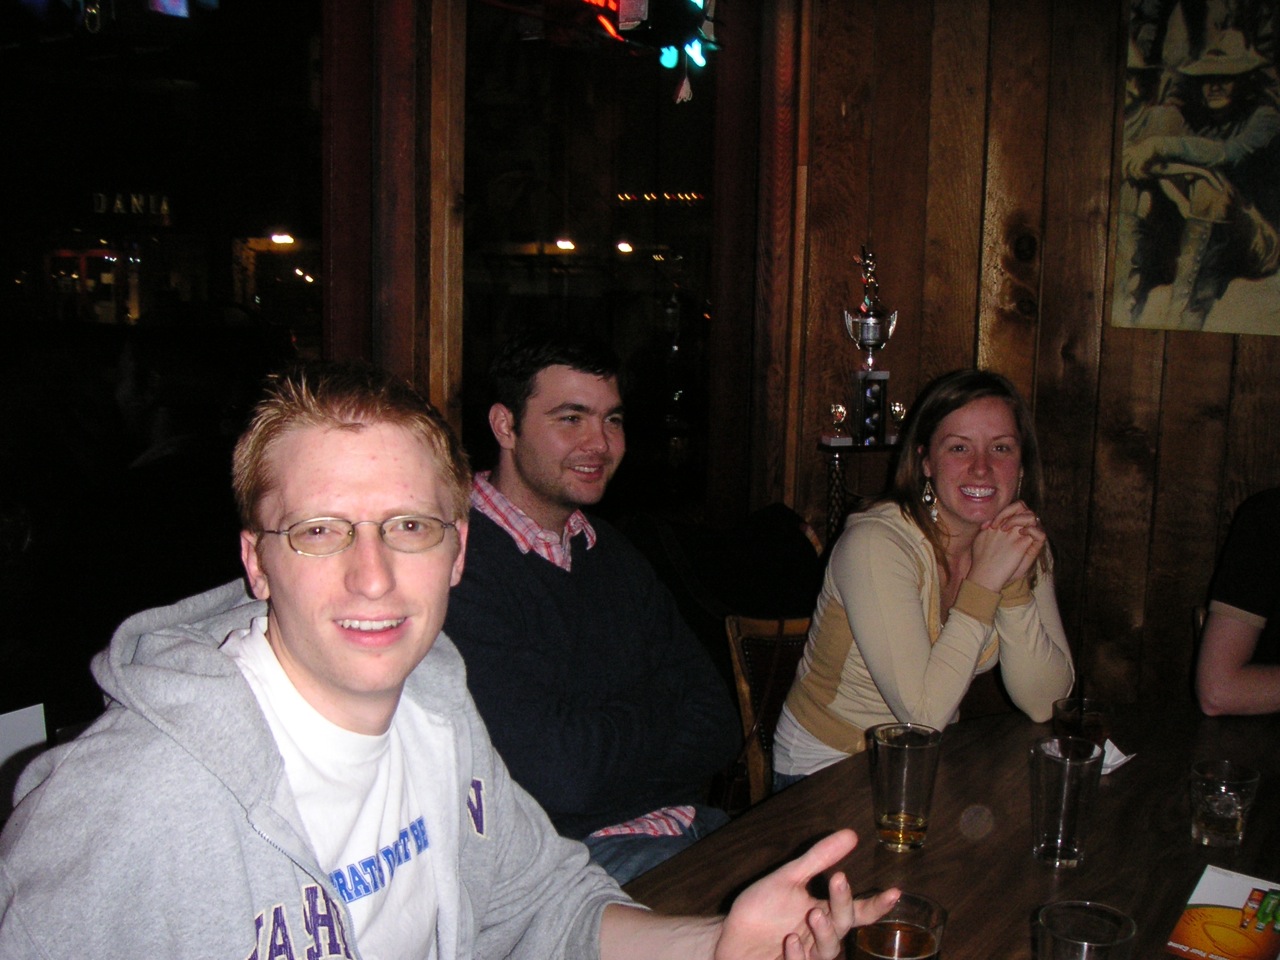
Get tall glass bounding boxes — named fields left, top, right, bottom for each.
left=867, top=723, right=943, bottom=851
left=1029, top=736, right=1103, bottom=867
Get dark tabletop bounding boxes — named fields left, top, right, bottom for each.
left=623, top=700, right=1280, bottom=959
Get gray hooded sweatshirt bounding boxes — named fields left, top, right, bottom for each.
left=0, top=581, right=630, bottom=959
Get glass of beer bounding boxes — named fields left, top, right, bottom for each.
left=1190, top=759, right=1260, bottom=847
left=1052, top=697, right=1111, bottom=748
left=852, top=892, right=946, bottom=960
left=866, top=723, right=943, bottom=851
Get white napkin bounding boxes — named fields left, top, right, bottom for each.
left=1101, top=738, right=1134, bottom=775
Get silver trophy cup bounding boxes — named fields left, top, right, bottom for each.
left=841, top=246, right=898, bottom=444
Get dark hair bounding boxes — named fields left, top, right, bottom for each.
left=233, top=361, right=471, bottom=529
left=489, top=328, right=620, bottom=426
left=886, top=369, right=1045, bottom=577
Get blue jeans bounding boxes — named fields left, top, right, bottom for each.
left=582, top=806, right=730, bottom=885
left=773, top=770, right=806, bottom=793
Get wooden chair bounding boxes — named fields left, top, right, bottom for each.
left=725, top=615, right=811, bottom=808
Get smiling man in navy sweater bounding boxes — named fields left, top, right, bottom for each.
left=444, top=329, right=740, bottom=884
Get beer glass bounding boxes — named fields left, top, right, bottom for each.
left=852, top=892, right=946, bottom=960
left=866, top=723, right=943, bottom=851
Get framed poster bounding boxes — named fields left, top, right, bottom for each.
left=1112, top=1, right=1280, bottom=334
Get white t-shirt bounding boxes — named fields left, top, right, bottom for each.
left=224, top=619, right=461, bottom=960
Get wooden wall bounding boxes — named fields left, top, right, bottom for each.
left=336, top=0, right=1279, bottom=705
left=756, top=0, right=1280, bottom=701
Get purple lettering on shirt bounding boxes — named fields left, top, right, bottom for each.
left=245, top=910, right=265, bottom=960
left=468, top=779, right=486, bottom=836
left=303, top=884, right=351, bottom=960
left=266, top=904, right=296, bottom=960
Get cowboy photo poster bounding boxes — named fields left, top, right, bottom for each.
left=1113, top=1, right=1280, bottom=334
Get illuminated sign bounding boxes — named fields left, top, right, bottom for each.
left=92, top=192, right=172, bottom=225
left=576, top=0, right=620, bottom=40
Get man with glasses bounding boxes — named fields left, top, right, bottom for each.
left=0, top=360, right=893, bottom=959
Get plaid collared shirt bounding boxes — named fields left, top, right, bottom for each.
left=470, top=471, right=596, bottom=571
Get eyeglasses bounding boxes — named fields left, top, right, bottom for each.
left=260, top=516, right=457, bottom=557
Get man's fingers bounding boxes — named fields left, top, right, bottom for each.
left=851, top=887, right=902, bottom=927
left=807, top=906, right=843, bottom=960
left=786, top=829, right=857, bottom=880
left=828, top=872, right=855, bottom=933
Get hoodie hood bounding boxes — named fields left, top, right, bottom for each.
left=14, top=581, right=277, bottom=811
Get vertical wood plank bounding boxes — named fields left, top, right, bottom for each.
left=866, top=0, right=935, bottom=377
left=373, top=0, right=420, bottom=380
left=1223, top=334, right=1280, bottom=507
left=918, top=0, right=987, bottom=382
left=1032, top=0, right=1117, bottom=652
left=753, top=0, right=804, bottom=509
left=1082, top=318, right=1164, bottom=700
left=976, top=0, right=1051, bottom=393
left=784, top=0, right=816, bottom=510
left=425, top=0, right=466, bottom=430
left=1142, top=333, right=1234, bottom=700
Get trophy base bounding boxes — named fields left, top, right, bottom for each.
left=853, top=370, right=890, bottom=446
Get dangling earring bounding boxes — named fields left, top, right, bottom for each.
left=1016, top=472, right=1023, bottom=500
left=922, top=479, right=938, bottom=523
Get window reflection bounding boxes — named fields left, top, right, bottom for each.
left=0, top=0, right=317, bottom=726
left=462, top=1, right=716, bottom=516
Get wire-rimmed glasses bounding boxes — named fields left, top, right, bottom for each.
left=260, top=515, right=457, bottom=557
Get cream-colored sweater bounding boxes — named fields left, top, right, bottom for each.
left=775, top=501, right=1074, bottom=774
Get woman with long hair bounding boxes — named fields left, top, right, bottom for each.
left=773, top=370, right=1075, bottom=780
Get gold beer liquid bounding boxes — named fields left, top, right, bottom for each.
left=854, top=921, right=939, bottom=960
left=877, top=812, right=928, bottom=851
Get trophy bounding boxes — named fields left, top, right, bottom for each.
left=842, top=246, right=898, bottom=445
left=820, top=402, right=853, bottom=448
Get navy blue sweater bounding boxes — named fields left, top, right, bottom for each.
left=444, top=509, right=740, bottom=838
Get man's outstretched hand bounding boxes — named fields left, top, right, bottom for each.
left=600, top=829, right=898, bottom=960
left=714, top=829, right=900, bottom=960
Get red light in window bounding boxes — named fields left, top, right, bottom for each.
left=596, top=14, right=622, bottom=39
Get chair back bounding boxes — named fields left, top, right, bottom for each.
left=724, top=615, right=811, bottom=807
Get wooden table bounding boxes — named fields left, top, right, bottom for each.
left=624, top=701, right=1280, bottom=959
